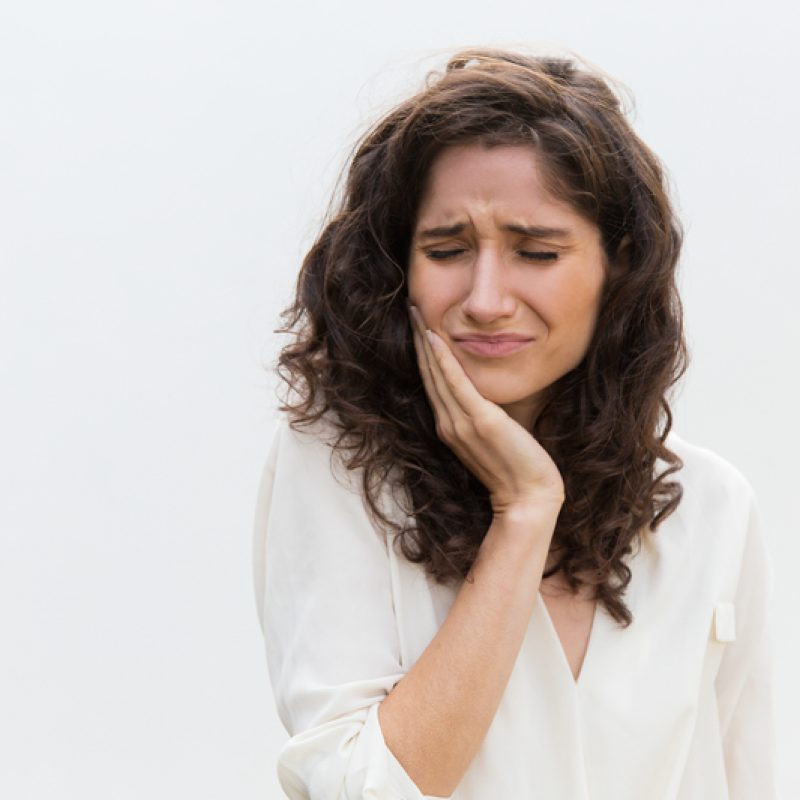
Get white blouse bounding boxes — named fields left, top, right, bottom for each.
left=252, top=414, right=777, bottom=799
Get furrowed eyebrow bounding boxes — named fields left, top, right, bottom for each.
left=416, top=222, right=574, bottom=240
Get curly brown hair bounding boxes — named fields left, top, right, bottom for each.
left=272, top=47, right=689, bottom=627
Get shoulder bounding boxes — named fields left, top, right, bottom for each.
left=656, top=429, right=759, bottom=570
left=648, top=430, right=766, bottom=601
left=269, top=410, right=341, bottom=454
left=263, top=411, right=406, bottom=522
left=264, top=411, right=358, bottom=493
left=661, top=428, right=756, bottom=507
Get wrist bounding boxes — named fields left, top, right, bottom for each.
left=492, top=497, right=562, bottom=531
left=492, top=491, right=565, bottom=520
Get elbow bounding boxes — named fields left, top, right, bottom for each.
left=378, top=699, right=458, bottom=798
left=275, top=702, right=452, bottom=800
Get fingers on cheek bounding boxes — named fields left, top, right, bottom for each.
left=418, top=335, right=438, bottom=386
left=429, top=348, right=452, bottom=400
left=413, top=326, right=449, bottom=412
left=413, top=333, right=437, bottom=398
left=421, top=347, right=447, bottom=408
left=412, top=331, right=428, bottom=376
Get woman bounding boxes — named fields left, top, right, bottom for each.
left=253, top=48, right=776, bottom=799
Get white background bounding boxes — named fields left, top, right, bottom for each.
left=2, top=1, right=798, bottom=798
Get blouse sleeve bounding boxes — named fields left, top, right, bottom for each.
left=715, top=486, right=778, bottom=799
left=252, top=417, right=451, bottom=800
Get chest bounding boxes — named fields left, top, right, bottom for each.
left=539, top=580, right=598, bottom=683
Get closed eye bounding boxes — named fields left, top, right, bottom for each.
left=520, top=250, right=558, bottom=261
left=425, top=249, right=466, bottom=260
left=425, top=249, right=558, bottom=262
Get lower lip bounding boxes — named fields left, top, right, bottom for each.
left=456, top=339, right=534, bottom=357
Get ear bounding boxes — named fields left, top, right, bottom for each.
left=608, top=234, right=632, bottom=278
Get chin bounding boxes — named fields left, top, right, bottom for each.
left=471, top=380, right=543, bottom=407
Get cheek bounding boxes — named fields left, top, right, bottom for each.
left=543, top=269, right=605, bottom=324
left=406, top=258, right=426, bottom=302
left=407, top=261, right=452, bottom=313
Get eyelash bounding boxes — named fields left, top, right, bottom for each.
left=425, top=249, right=558, bottom=262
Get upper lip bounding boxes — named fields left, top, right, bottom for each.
left=452, top=332, right=534, bottom=342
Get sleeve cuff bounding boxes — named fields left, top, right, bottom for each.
left=276, top=701, right=455, bottom=799
left=350, top=702, right=454, bottom=800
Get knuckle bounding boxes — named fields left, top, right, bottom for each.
left=472, top=412, right=500, bottom=438
left=439, top=420, right=455, bottom=442
left=452, top=419, right=470, bottom=441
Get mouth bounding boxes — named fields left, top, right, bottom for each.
left=454, top=338, right=534, bottom=358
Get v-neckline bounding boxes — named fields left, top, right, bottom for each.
left=536, top=589, right=601, bottom=688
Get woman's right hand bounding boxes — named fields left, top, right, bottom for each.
left=408, top=304, right=565, bottom=518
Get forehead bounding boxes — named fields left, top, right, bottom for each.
left=415, top=142, right=593, bottom=235
left=418, top=143, right=577, bottom=220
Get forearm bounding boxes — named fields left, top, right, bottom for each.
left=377, top=505, right=557, bottom=797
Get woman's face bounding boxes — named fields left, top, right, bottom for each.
left=407, top=142, right=610, bottom=430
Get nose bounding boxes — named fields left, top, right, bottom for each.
left=461, top=245, right=516, bottom=323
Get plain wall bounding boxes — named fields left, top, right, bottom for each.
left=2, top=1, right=798, bottom=797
